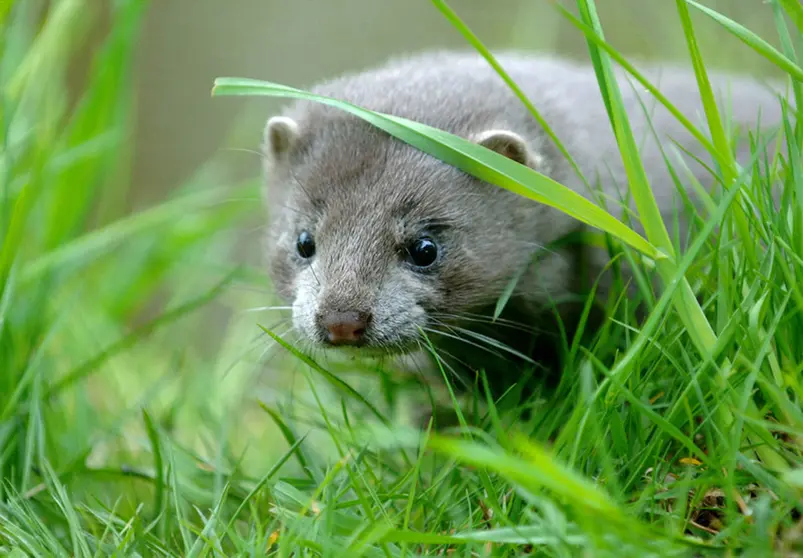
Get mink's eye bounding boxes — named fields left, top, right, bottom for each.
left=406, top=237, right=438, bottom=268
left=296, top=231, right=316, bottom=259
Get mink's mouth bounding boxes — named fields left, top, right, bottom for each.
left=303, top=323, right=425, bottom=356
left=315, top=336, right=422, bottom=357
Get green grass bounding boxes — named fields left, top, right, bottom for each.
left=2, top=0, right=803, bottom=556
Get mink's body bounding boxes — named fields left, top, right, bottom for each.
left=260, top=50, right=788, bottom=397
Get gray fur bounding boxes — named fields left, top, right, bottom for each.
left=260, top=50, right=790, bottom=379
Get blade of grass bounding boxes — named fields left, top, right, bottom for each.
left=777, top=0, right=803, bottom=32
left=686, top=0, right=803, bottom=82
left=575, top=0, right=719, bottom=357
left=675, top=0, right=758, bottom=268
left=212, top=78, right=663, bottom=260
left=222, top=434, right=308, bottom=536
left=550, top=0, right=719, bottom=159
left=430, top=0, right=590, bottom=190
left=41, top=461, right=93, bottom=558
left=141, top=409, right=165, bottom=539
left=258, top=325, right=390, bottom=426
left=258, top=402, right=316, bottom=482
left=771, top=0, right=803, bottom=147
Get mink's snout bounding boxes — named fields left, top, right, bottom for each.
left=317, top=310, right=372, bottom=346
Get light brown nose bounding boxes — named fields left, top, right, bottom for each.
left=318, top=311, right=370, bottom=345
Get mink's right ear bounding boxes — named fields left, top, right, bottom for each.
left=263, top=116, right=300, bottom=159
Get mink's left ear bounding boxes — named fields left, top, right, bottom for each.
left=263, top=116, right=300, bottom=159
left=471, top=129, right=544, bottom=169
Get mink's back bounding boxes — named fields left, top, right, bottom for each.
left=289, top=49, right=787, bottom=220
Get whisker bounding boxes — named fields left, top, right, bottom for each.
left=247, top=326, right=299, bottom=378
left=255, top=317, right=294, bottom=334
left=240, top=305, right=293, bottom=314
left=421, top=324, right=510, bottom=363
left=426, top=321, right=537, bottom=365
left=218, top=326, right=288, bottom=381
left=445, top=325, right=538, bottom=363
left=429, top=313, right=546, bottom=337
left=430, top=312, right=538, bottom=333
left=420, top=343, right=472, bottom=376
left=220, top=146, right=266, bottom=158
left=419, top=342, right=472, bottom=390
left=212, top=196, right=262, bottom=204
left=287, top=168, right=322, bottom=212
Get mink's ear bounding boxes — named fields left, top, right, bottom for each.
left=263, top=116, right=300, bottom=159
left=471, top=129, right=543, bottom=169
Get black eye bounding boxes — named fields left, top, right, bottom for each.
left=407, top=237, right=438, bottom=268
left=296, top=231, right=315, bottom=259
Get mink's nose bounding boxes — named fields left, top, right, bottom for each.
left=318, top=311, right=371, bottom=345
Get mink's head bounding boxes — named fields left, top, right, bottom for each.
left=260, top=70, right=564, bottom=353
